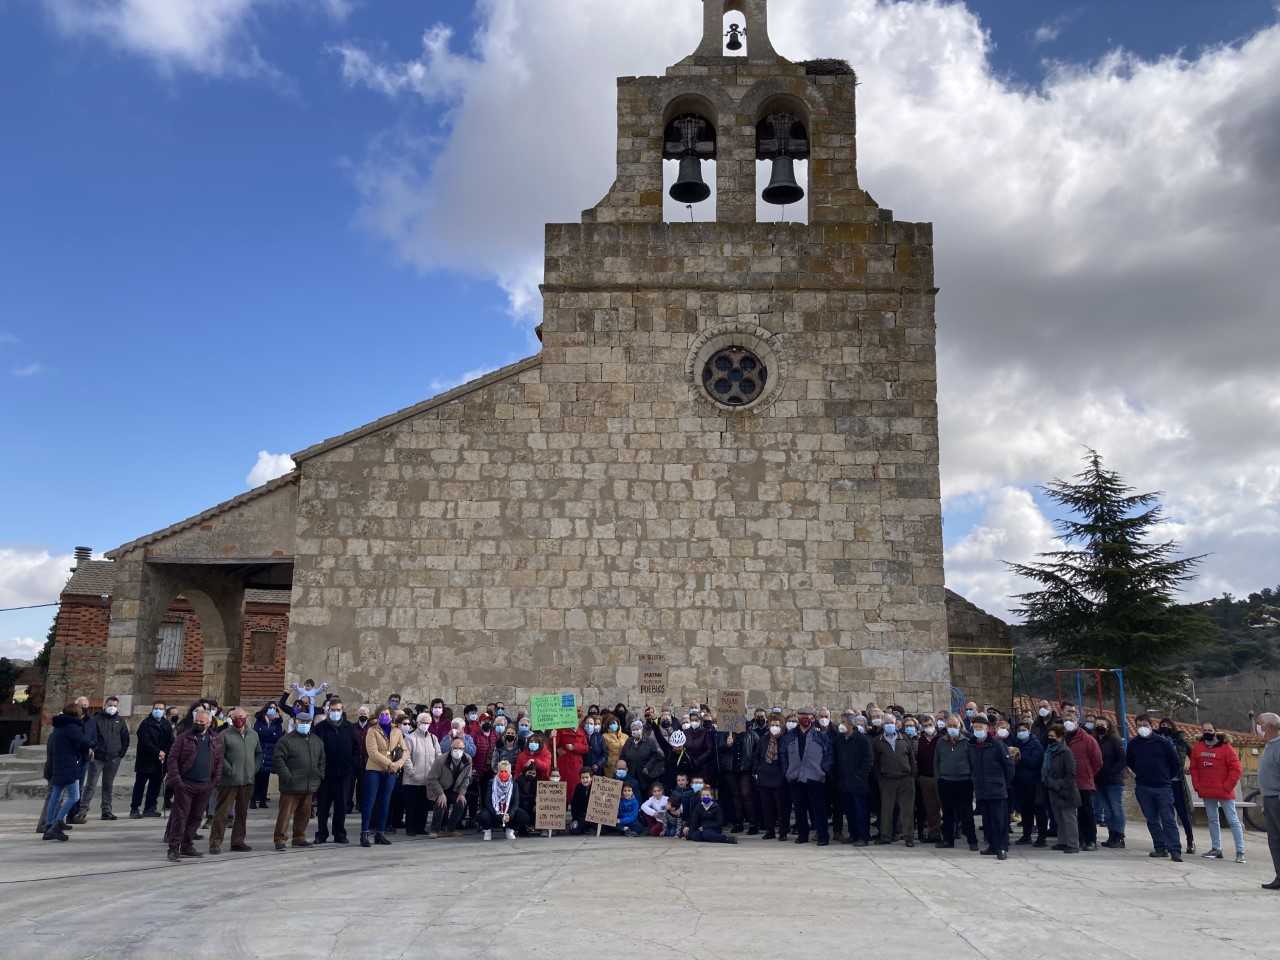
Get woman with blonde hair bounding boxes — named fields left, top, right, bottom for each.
left=360, top=705, right=407, bottom=848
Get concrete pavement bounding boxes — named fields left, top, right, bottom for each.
left=1, top=795, right=1276, bottom=960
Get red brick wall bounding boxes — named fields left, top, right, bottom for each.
left=45, top=593, right=289, bottom=721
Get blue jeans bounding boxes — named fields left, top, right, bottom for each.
left=46, top=780, right=81, bottom=828
left=1135, top=784, right=1181, bottom=854
left=1097, top=783, right=1126, bottom=838
left=1204, top=798, right=1245, bottom=855
left=360, top=771, right=395, bottom=833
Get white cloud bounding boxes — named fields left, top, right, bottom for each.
left=427, top=365, right=500, bottom=396
left=1033, top=22, right=1061, bottom=45
left=0, top=637, right=42, bottom=660
left=335, top=0, right=1280, bottom=616
left=246, top=450, right=296, bottom=487
left=43, top=0, right=349, bottom=75
left=0, top=548, right=75, bottom=610
left=12, top=362, right=43, bottom=377
left=945, top=487, right=1059, bottom=620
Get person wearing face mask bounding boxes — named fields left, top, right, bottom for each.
left=554, top=715, right=588, bottom=797
left=913, top=716, right=942, bottom=844
left=79, top=695, right=130, bottom=822
left=1061, top=709, right=1103, bottom=851
left=361, top=707, right=407, bottom=848
left=1125, top=713, right=1184, bottom=862
left=424, top=736, right=473, bottom=837
left=310, top=700, right=359, bottom=845
left=40, top=703, right=93, bottom=842
left=1092, top=718, right=1127, bottom=849
left=601, top=713, right=629, bottom=778
left=1156, top=719, right=1197, bottom=854
left=252, top=701, right=285, bottom=809
left=934, top=714, right=978, bottom=851
left=661, top=728, right=694, bottom=793
left=1011, top=721, right=1046, bottom=846
left=491, top=718, right=522, bottom=777
left=1031, top=701, right=1056, bottom=746
left=426, top=699, right=452, bottom=742
left=967, top=717, right=1014, bottom=860
left=479, top=760, right=527, bottom=840
left=781, top=708, right=834, bottom=846
left=1189, top=722, right=1245, bottom=863
left=130, top=701, right=173, bottom=819
left=752, top=714, right=789, bottom=840
left=164, top=707, right=224, bottom=861
left=402, top=712, right=443, bottom=836
left=620, top=719, right=665, bottom=797
left=270, top=711, right=325, bottom=852
left=205, top=707, right=261, bottom=854
left=516, top=733, right=553, bottom=783
left=832, top=711, right=873, bottom=845
left=1042, top=722, right=1080, bottom=855
left=727, top=711, right=761, bottom=835
left=871, top=712, right=916, bottom=846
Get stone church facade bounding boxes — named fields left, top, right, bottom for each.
left=59, top=0, right=959, bottom=721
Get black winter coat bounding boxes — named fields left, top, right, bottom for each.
left=314, top=718, right=360, bottom=780
left=689, top=799, right=725, bottom=833
left=832, top=731, right=873, bottom=795
left=1043, top=740, right=1080, bottom=807
left=620, top=734, right=665, bottom=783
left=134, top=715, right=174, bottom=776
left=752, top=734, right=787, bottom=789
left=1096, top=734, right=1127, bottom=787
left=47, top=714, right=91, bottom=786
left=968, top=739, right=1014, bottom=801
left=92, top=710, right=130, bottom=760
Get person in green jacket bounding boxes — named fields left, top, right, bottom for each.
left=209, top=708, right=262, bottom=854
left=272, top=713, right=326, bottom=851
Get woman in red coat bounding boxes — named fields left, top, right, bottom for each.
left=553, top=722, right=588, bottom=802
left=1189, top=724, right=1245, bottom=862
left=515, top=733, right=553, bottom=783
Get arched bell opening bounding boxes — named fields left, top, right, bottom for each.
left=723, top=8, right=747, bottom=57
left=755, top=95, right=812, bottom=223
left=661, top=97, right=718, bottom=223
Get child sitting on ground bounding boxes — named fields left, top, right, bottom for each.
left=570, top=771, right=592, bottom=835
left=641, top=782, right=669, bottom=837
left=617, top=784, right=642, bottom=837
left=663, top=798, right=685, bottom=838
left=688, top=786, right=737, bottom=844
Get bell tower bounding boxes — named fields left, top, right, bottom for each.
left=538, top=0, right=949, bottom=711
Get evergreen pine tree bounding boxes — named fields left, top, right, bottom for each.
left=1007, top=450, right=1216, bottom=698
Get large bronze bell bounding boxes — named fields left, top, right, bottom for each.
left=670, top=155, right=711, bottom=204
left=762, top=155, right=804, bottom=206
left=726, top=25, right=744, bottom=51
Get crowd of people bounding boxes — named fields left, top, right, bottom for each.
left=33, top=684, right=1280, bottom=889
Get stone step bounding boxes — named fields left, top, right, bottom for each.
left=16, top=744, right=47, bottom=760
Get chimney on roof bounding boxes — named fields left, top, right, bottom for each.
left=73, top=546, right=92, bottom=571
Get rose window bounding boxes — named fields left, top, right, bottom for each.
left=702, top=346, right=768, bottom=407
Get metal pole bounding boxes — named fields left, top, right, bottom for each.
left=1113, top=669, right=1129, bottom=748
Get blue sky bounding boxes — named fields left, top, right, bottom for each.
left=3, top=0, right=1279, bottom=656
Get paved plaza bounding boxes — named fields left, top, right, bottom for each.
left=1, top=796, right=1275, bottom=960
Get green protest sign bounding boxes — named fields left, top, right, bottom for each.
left=528, top=692, right=579, bottom=730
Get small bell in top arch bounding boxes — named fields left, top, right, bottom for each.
left=725, top=24, right=744, bottom=51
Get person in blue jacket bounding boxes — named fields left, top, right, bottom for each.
left=616, top=784, right=643, bottom=836
left=1012, top=720, right=1046, bottom=845
left=968, top=716, right=1015, bottom=859
left=1126, top=713, right=1184, bottom=862
left=253, top=702, right=285, bottom=808
left=780, top=707, right=834, bottom=845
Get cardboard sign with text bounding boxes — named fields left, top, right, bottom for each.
left=529, top=693, right=579, bottom=731
left=638, top=652, right=668, bottom=699
left=585, top=776, right=622, bottom=827
left=535, top=780, right=568, bottom=832
left=716, top=690, right=747, bottom=733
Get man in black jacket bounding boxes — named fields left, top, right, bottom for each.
left=131, top=700, right=173, bottom=818
left=81, top=695, right=129, bottom=821
left=833, top=715, right=873, bottom=845
left=313, top=699, right=360, bottom=844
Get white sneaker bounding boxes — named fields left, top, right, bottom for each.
left=505, top=828, right=516, bottom=841
left=1236, top=853, right=1246, bottom=864
left=482, top=830, right=492, bottom=841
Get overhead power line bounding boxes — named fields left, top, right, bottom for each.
left=0, top=601, right=62, bottom=613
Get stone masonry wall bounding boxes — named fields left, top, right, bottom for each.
left=288, top=216, right=948, bottom=714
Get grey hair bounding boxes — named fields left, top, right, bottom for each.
left=1258, top=712, right=1280, bottom=731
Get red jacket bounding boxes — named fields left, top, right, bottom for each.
left=467, top=723, right=497, bottom=775
left=1066, top=729, right=1102, bottom=791
left=1190, top=737, right=1242, bottom=800
left=553, top=726, right=589, bottom=789
left=516, top=747, right=552, bottom=781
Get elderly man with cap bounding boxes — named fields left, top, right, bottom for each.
left=208, top=706, right=261, bottom=854
left=271, top=711, right=326, bottom=851
left=164, top=706, right=224, bottom=861
left=780, top=707, right=834, bottom=846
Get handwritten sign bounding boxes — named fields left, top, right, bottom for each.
left=585, top=776, right=622, bottom=828
left=716, top=690, right=746, bottom=732
left=639, top=653, right=668, bottom=698
left=535, top=780, right=568, bottom=832
left=529, top=693, right=579, bottom=731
